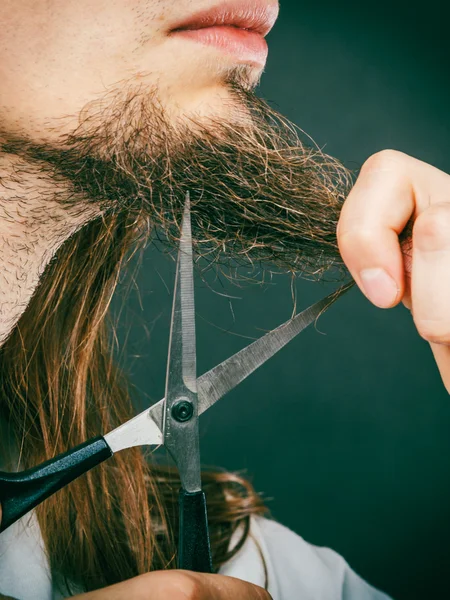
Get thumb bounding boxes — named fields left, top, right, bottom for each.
left=191, top=573, right=272, bottom=600
left=337, top=151, right=414, bottom=309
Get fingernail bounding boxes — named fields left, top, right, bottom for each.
left=360, top=268, right=399, bottom=308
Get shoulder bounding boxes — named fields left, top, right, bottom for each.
left=219, top=516, right=393, bottom=600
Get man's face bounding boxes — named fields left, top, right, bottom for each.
left=0, top=0, right=278, bottom=141
left=0, top=0, right=350, bottom=279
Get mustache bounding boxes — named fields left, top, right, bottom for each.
left=0, top=81, right=354, bottom=279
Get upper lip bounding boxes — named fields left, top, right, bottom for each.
left=169, top=0, right=279, bottom=37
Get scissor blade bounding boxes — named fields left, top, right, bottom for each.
left=104, top=281, right=353, bottom=453
left=164, top=191, right=197, bottom=402
left=196, top=280, right=354, bottom=415
left=178, top=192, right=197, bottom=392
left=163, top=191, right=202, bottom=493
left=147, top=280, right=353, bottom=431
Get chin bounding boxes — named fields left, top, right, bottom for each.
left=161, top=81, right=250, bottom=128
left=223, top=61, right=264, bottom=89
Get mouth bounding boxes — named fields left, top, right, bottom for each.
left=168, top=1, right=279, bottom=68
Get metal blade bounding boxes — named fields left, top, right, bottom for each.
left=164, top=191, right=197, bottom=403
left=104, top=407, right=163, bottom=451
left=105, top=281, right=354, bottom=454
left=196, top=280, right=354, bottom=414
left=162, top=191, right=201, bottom=493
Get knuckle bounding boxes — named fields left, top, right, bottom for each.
left=413, top=205, right=450, bottom=252
left=361, top=149, right=407, bottom=174
left=167, top=572, right=203, bottom=600
left=337, top=227, right=378, bottom=255
left=138, top=571, right=203, bottom=600
left=414, top=319, right=450, bottom=344
left=219, top=578, right=271, bottom=600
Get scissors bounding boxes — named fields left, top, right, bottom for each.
left=0, top=191, right=353, bottom=573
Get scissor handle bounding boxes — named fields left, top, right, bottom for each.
left=178, top=489, right=213, bottom=573
left=0, top=436, right=112, bottom=533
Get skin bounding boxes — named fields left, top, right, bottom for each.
left=70, top=571, right=271, bottom=600
left=0, top=0, right=264, bottom=140
left=0, top=572, right=271, bottom=600
left=0, top=0, right=450, bottom=598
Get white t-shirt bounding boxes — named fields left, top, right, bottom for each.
left=0, top=510, right=393, bottom=600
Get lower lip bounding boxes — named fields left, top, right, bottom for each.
left=172, top=26, right=268, bottom=67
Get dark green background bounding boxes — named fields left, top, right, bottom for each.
left=112, top=2, right=450, bottom=598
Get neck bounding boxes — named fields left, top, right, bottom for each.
left=0, top=151, right=101, bottom=346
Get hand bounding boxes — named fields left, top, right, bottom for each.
left=70, top=571, right=271, bottom=600
left=4, top=511, right=246, bottom=600
left=337, top=149, right=450, bottom=392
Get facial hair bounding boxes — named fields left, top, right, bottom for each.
left=0, top=73, right=354, bottom=279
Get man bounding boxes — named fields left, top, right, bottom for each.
left=0, top=1, right=449, bottom=599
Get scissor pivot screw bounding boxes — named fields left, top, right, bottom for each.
left=172, top=399, right=194, bottom=422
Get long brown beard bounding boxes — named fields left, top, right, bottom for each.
left=1, top=78, right=353, bottom=280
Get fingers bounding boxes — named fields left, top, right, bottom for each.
left=71, top=571, right=272, bottom=600
left=175, top=572, right=271, bottom=600
left=411, top=203, right=450, bottom=392
left=411, top=203, right=450, bottom=343
left=338, top=150, right=450, bottom=309
left=185, top=572, right=271, bottom=600
left=337, top=150, right=415, bottom=308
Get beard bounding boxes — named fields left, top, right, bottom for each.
left=0, top=69, right=353, bottom=279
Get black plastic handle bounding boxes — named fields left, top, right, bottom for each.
left=0, top=436, right=113, bottom=533
left=178, top=489, right=213, bottom=573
